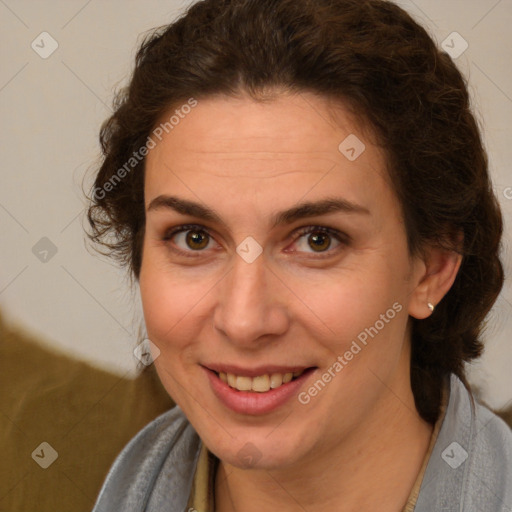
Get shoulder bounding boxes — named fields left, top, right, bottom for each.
left=415, top=374, right=512, bottom=512
left=92, top=406, right=201, bottom=512
left=463, top=381, right=512, bottom=511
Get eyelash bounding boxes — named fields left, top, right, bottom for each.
left=162, top=223, right=348, bottom=259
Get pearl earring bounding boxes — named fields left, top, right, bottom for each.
left=427, top=302, right=435, bottom=312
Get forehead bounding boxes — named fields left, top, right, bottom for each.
left=148, top=92, right=374, bottom=158
left=144, top=92, right=392, bottom=216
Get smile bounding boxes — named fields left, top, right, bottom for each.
left=203, top=365, right=317, bottom=415
left=218, top=370, right=306, bottom=393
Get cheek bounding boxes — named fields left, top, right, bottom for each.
left=139, top=246, right=222, bottom=357
left=293, top=263, right=409, bottom=372
left=296, top=265, right=402, bottom=332
left=139, top=251, right=194, bottom=351
left=139, top=255, right=205, bottom=402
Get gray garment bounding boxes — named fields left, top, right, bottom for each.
left=92, top=374, right=512, bottom=511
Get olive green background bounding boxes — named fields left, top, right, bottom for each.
left=0, top=313, right=174, bottom=512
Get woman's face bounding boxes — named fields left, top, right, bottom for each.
left=140, top=92, right=426, bottom=469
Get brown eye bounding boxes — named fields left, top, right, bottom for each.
left=307, top=231, right=331, bottom=252
left=164, top=225, right=214, bottom=253
left=291, top=226, right=346, bottom=256
left=185, top=230, right=209, bottom=250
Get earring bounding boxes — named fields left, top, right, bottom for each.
left=427, top=302, right=435, bottom=313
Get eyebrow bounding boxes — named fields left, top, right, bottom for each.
left=147, top=195, right=370, bottom=228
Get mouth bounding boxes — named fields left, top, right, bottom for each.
left=203, top=363, right=316, bottom=391
left=203, top=364, right=317, bottom=415
left=215, top=369, right=308, bottom=393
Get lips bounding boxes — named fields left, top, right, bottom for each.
left=203, top=364, right=317, bottom=415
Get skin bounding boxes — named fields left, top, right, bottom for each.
left=139, top=91, right=462, bottom=511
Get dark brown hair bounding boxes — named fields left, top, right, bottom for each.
left=87, top=0, right=504, bottom=424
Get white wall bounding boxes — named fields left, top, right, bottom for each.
left=1, top=0, right=511, bottom=409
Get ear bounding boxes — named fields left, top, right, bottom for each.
left=408, top=245, right=462, bottom=320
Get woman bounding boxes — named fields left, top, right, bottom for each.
left=88, top=0, right=512, bottom=510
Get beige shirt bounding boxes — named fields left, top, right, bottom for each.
left=187, top=388, right=448, bottom=512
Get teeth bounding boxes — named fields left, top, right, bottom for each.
left=252, top=375, right=270, bottom=392
left=269, top=373, right=283, bottom=389
left=218, top=370, right=305, bottom=392
left=235, top=376, right=252, bottom=391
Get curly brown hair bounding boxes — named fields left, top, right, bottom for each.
left=87, top=0, right=504, bottom=424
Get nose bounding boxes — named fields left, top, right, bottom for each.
left=213, top=249, right=290, bottom=348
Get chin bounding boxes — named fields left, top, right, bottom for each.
left=206, top=428, right=308, bottom=471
